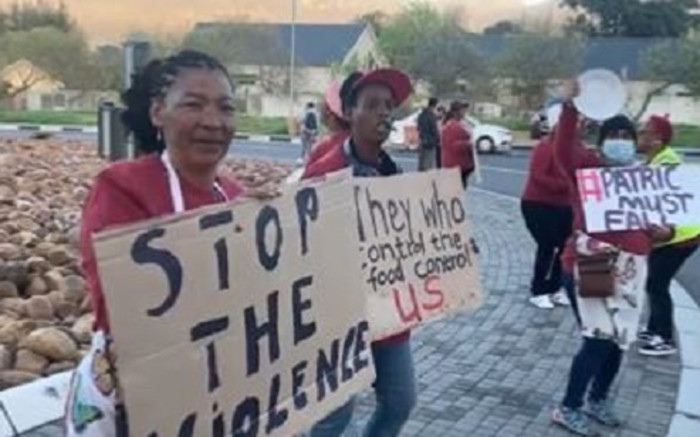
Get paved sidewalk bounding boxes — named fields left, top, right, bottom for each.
left=347, top=190, right=680, bottom=437
left=20, top=190, right=681, bottom=437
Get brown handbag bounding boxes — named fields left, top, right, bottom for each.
left=577, top=251, right=619, bottom=298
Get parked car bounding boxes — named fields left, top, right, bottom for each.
left=389, top=111, right=513, bottom=154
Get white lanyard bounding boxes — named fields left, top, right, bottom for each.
left=160, top=152, right=227, bottom=213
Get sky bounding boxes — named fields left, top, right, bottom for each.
left=0, top=0, right=559, bottom=44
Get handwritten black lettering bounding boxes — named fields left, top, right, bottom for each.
left=231, top=397, right=259, bottom=437
left=295, top=187, right=319, bottom=256
left=292, top=276, right=316, bottom=345
left=341, top=326, right=356, bottom=382
left=354, top=321, right=370, bottom=372
left=244, top=291, right=280, bottom=376
left=354, top=185, right=367, bottom=242
left=212, top=404, right=224, bottom=437
left=265, top=374, right=289, bottom=434
left=255, top=206, right=283, bottom=271
left=316, top=339, right=340, bottom=401
left=291, top=361, right=309, bottom=410
left=604, top=210, right=625, bottom=231
left=199, top=211, right=234, bottom=230
left=130, top=228, right=183, bottom=318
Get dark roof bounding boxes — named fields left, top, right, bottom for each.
left=193, top=22, right=368, bottom=67
left=471, top=35, right=676, bottom=80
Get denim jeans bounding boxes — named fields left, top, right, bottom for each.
left=562, top=337, right=623, bottom=410
left=309, top=338, right=416, bottom=437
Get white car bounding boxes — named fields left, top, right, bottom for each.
left=389, top=111, right=513, bottom=154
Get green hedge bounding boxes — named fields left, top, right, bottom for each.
left=0, top=110, right=289, bottom=136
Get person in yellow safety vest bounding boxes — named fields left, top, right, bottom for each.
left=636, top=115, right=700, bottom=356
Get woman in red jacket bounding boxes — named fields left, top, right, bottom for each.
left=440, top=100, right=474, bottom=188
left=64, top=50, right=264, bottom=436
left=521, top=107, right=577, bottom=309
left=307, top=80, right=351, bottom=165
left=551, top=81, right=672, bottom=436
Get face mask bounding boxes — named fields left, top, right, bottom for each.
left=602, top=139, right=636, bottom=165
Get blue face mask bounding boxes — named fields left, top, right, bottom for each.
left=602, top=139, right=636, bottom=165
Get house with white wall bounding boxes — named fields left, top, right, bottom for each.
left=192, top=22, right=381, bottom=118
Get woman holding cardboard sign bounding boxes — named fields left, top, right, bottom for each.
left=303, top=68, right=416, bottom=437
left=550, top=78, right=673, bottom=436
left=64, top=50, right=276, bottom=436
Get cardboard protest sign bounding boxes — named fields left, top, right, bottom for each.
left=93, top=176, right=374, bottom=437
left=353, top=169, right=483, bottom=340
left=577, top=165, right=700, bottom=232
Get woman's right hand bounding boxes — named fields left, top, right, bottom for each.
left=560, top=78, right=580, bottom=103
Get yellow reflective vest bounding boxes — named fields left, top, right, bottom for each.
left=650, top=146, right=700, bottom=247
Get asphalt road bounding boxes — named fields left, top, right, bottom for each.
left=2, top=129, right=699, bottom=308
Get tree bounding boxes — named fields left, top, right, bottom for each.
left=0, top=26, right=118, bottom=93
left=355, top=11, right=388, bottom=35
left=181, top=23, right=304, bottom=95
left=378, top=2, right=444, bottom=71
left=634, top=37, right=700, bottom=119
left=378, top=2, right=489, bottom=97
left=411, top=22, right=489, bottom=96
left=560, top=0, right=697, bottom=37
left=0, top=0, right=74, bottom=34
left=484, top=20, right=524, bottom=35
left=497, top=34, right=585, bottom=109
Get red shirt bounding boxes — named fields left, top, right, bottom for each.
left=522, top=137, right=593, bottom=207
left=307, top=131, right=350, bottom=167
left=440, top=120, right=474, bottom=172
left=554, top=104, right=653, bottom=271
left=302, top=143, right=410, bottom=345
left=81, top=154, right=245, bottom=332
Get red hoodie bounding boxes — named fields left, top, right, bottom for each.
left=81, top=154, right=245, bottom=332
left=440, top=120, right=474, bottom=172
left=302, top=143, right=410, bottom=346
left=522, top=137, right=596, bottom=206
left=554, top=104, right=653, bottom=272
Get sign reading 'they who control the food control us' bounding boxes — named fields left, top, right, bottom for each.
left=577, top=165, right=700, bottom=232
left=93, top=176, right=374, bottom=437
left=352, top=169, right=484, bottom=341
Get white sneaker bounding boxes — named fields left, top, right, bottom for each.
left=530, top=295, right=555, bottom=309
left=551, top=290, right=571, bottom=307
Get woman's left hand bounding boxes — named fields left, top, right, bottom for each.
left=648, top=224, right=674, bottom=243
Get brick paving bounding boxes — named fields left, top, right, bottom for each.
left=21, top=190, right=680, bottom=437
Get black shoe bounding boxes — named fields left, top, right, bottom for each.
left=638, top=337, right=677, bottom=357
left=636, top=330, right=655, bottom=343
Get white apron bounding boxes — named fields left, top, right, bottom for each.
left=64, top=153, right=227, bottom=436
left=573, top=233, right=648, bottom=350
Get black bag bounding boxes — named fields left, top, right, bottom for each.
left=304, top=111, right=318, bottom=131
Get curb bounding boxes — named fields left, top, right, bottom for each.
left=668, top=281, right=700, bottom=437
left=0, top=123, right=302, bottom=144
left=1, top=123, right=699, bottom=157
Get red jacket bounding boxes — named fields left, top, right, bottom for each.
left=522, top=139, right=570, bottom=206
left=81, top=154, right=245, bottom=332
left=440, top=120, right=474, bottom=172
left=553, top=104, right=653, bottom=272
left=307, top=131, right=350, bottom=167
left=302, top=143, right=410, bottom=346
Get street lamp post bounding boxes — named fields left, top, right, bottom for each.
left=289, top=0, right=297, bottom=127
